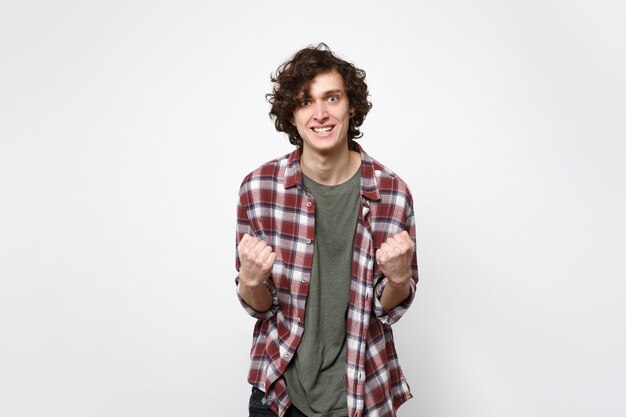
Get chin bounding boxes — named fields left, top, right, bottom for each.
left=306, top=137, right=342, bottom=151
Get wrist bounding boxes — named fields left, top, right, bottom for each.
left=239, top=278, right=267, bottom=291
left=386, top=271, right=412, bottom=289
left=386, top=280, right=411, bottom=293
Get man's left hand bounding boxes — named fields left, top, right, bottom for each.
left=376, top=231, right=414, bottom=287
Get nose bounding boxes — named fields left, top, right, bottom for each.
left=313, top=101, right=328, bottom=121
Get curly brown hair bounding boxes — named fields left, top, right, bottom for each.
left=266, top=43, right=373, bottom=147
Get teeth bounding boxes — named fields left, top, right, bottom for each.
left=313, top=126, right=333, bottom=133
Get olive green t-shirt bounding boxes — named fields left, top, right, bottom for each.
left=283, top=169, right=361, bottom=417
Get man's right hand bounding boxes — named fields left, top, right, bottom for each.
left=237, top=233, right=277, bottom=288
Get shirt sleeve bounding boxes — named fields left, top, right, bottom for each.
left=372, top=198, right=419, bottom=325
left=234, top=180, right=280, bottom=319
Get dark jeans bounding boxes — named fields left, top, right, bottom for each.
left=249, top=386, right=308, bottom=417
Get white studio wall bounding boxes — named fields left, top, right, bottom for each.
left=1, top=1, right=624, bottom=416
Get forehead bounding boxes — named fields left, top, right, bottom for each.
left=301, top=70, right=345, bottom=97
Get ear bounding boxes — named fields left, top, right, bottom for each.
left=290, top=118, right=296, bottom=126
left=349, top=106, right=355, bottom=118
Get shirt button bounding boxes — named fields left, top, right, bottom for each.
left=306, top=201, right=312, bottom=207
left=296, top=317, right=301, bottom=322
left=285, top=353, right=290, bottom=358
left=306, top=239, right=311, bottom=244
left=301, top=278, right=306, bottom=282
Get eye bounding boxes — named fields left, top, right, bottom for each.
left=300, top=100, right=311, bottom=107
left=328, top=95, right=338, bottom=102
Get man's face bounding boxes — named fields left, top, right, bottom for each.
left=292, top=70, right=353, bottom=157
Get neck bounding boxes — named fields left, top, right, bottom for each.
left=301, top=144, right=360, bottom=185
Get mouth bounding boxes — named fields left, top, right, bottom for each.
left=311, top=125, right=335, bottom=134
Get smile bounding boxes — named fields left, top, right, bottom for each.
left=312, top=126, right=334, bottom=133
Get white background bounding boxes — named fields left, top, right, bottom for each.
left=1, top=1, right=625, bottom=416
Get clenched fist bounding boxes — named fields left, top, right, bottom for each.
left=376, top=231, right=414, bottom=287
left=238, top=233, right=277, bottom=288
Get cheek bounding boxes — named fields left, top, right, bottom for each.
left=292, top=112, right=307, bottom=128
left=294, top=123, right=309, bottom=138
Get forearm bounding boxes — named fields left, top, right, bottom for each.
left=379, top=278, right=411, bottom=313
left=238, top=281, right=273, bottom=312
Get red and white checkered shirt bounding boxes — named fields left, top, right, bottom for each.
left=235, top=144, right=418, bottom=417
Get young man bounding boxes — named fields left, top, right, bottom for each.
left=236, top=44, right=418, bottom=417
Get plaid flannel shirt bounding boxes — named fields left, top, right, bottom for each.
left=235, top=144, right=418, bottom=417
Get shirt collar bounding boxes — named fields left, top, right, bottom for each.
left=283, top=142, right=381, bottom=201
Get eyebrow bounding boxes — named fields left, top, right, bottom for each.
left=322, top=89, right=344, bottom=99
left=299, top=89, right=344, bottom=100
